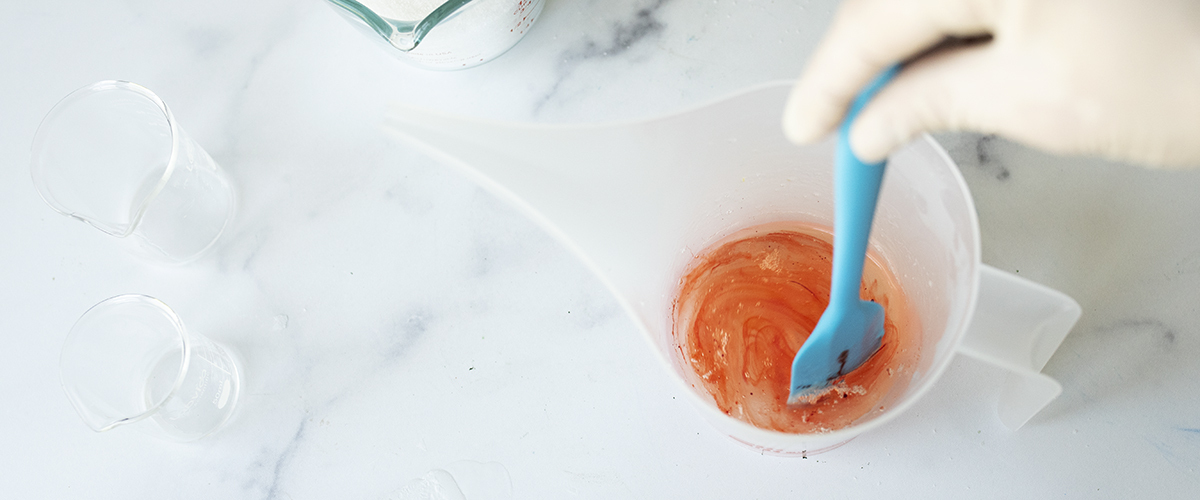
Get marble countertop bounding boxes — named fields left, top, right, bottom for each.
left=2, top=0, right=1198, bottom=497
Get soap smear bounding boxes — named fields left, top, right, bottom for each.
left=672, top=221, right=920, bottom=433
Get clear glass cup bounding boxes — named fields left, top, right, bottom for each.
left=59, top=294, right=241, bottom=441
left=30, top=80, right=236, bottom=264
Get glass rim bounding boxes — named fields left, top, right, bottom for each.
left=29, top=80, right=181, bottom=238
left=59, top=294, right=192, bottom=432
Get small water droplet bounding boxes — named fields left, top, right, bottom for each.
left=394, top=470, right=466, bottom=500
left=392, top=461, right=512, bottom=500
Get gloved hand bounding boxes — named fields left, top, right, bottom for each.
left=783, top=0, right=1200, bottom=169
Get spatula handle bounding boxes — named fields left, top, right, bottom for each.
left=830, top=64, right=900, bottom=306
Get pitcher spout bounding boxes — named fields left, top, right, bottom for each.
left=327, top=0, right=475, bottom=52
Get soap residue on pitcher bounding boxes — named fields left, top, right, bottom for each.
left=671, top=221, right=921, bottom=433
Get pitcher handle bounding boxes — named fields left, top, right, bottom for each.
left=956, top=264, right=1082, bottom=429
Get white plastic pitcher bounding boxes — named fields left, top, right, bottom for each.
left=384, top=83, right=1081, bottom=455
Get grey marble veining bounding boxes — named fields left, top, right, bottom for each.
left=534, top=0, right=673, bottom=114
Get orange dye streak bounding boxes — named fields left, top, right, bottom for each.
left=673, top=222, right=919, bottom=433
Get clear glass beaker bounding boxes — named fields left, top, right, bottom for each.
left=327, top=0, right=545, bottom=70
left=30, top=81, right=236, bottom=264
left=59, top=294, right=241, bottom=441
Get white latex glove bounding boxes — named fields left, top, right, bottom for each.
left=783, top=0, right=1200, bottom=168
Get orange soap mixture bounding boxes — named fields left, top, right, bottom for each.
left=672, top=222, right=919, bottom=433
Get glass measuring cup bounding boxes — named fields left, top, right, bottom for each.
left=326, top=0, right=545, bottom=70
left=59, top=295, right=241, bottom=441
left=30, top=81, right=236, bottom=264
left=383, top=83, right=1081, bottom=455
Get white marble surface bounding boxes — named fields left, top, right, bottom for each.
left=2, top=0, right=1199, bottom=497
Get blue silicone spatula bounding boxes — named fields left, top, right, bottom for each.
left=788, top=65, right=900, bottom=405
